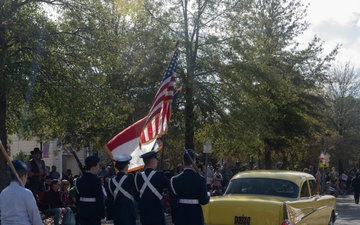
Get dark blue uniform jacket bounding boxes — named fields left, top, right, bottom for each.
left=170, top=168, right=210, bottom=225
left=135, top=168, right=170, bottom=225
left=108, top=172, right=136, bottom=225
left=76, top=172, right=105, bottom=223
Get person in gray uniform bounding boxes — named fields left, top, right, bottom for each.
left=0, top=160, right=44, bottom=225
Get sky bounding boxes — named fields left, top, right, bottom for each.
left=298, top=0, right=360, bottom=63
left=43, top=1, right=360, bottom=64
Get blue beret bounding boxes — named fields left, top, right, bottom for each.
left=113, top=154, right=132, bottom=163
left=85, top=156, right=100, bottom=165
left=184, top=149, right=196, bottom=161
left=140, top=150, right=158, bottom=159
left=11, top=160, right=28, bottom=171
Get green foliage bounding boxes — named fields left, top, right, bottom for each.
left=0, top=0, right=59, bottom=190
left=217, top=0, right=339, bottom=168
left=1, top=0, right=360, bottom=187
left=12, top=150, right=30, bottom=163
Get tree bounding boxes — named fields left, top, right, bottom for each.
left=220, top=0, right=338, bottom=168
left=324, top=61, right=360, bottom=170
left=12, top=150, right=30, bottom=163
left=0, top=0, right=63, bottom=190
left=325, top=61, right=360, bottom=136
left=1, top=0, right=183, bottom=191
left=141, top=0, right=243, bottom=153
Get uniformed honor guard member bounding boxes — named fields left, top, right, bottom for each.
left=108, top=154, right=136, bottom=225
left=75, top=156, right=105, bottom=225
left=134, top=150, right=170, bottom=225
left=0, top=160, right=44, bottom=225
left=170, top=149, right=210, bottom=225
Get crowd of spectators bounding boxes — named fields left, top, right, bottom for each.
left=5, top=146, right=360, bottom=225
left=183, top=159, right=360, bottom=198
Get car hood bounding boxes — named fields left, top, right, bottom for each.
left=203, top=195, right=287, bottom=225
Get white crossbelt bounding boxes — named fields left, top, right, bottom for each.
left=75, top=179, right=79, bottom=194
left=136, top=171, right=163, bottom=200
left=170, top=176, right=177, bottom=195
left=179, top=199, right=199, bottom=204
left=109, top=175, right=134, bottom=202
left=80, top=197, right=96, bottom=202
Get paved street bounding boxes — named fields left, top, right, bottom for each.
left=102, top=213, right=172, bottom=225
left=135, top=215, right=172, bottom=225
left=334, top=195, right=360, bottom=225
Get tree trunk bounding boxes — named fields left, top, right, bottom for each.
left=185, top=85, right=194, bottom=150
left=0, top=87, right=8, bottom=191
left=264, top=139, right=272, bottom=169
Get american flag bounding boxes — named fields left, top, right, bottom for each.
left=320, top=150, right=330, bottom=165
left=140, top=48, right=179, bottom=144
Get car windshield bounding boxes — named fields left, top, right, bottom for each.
left=224, top=178, right=299, bottom=198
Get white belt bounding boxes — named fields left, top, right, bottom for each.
left=80, top=197, right=96, bottom=202
left=179, top=199, right=199, bottom=204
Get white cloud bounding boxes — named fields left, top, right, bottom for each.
left=298, top=0, right=360, bottom=63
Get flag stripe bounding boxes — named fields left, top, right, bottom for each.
left=106, top=47, right=179, bottom=171
left=106, top=117, right=146, bottom=151
left=141, top=50, right=178, bottom=144
left=146, top=76, right=176, bottom=120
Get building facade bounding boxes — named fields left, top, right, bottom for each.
left=8, top=135, right=87, bottom=178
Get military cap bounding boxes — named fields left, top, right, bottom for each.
left=85, top=155, right=100, bottom=165
left=113, top=154, right=132, bottom=163
left=184, top=149, right=196, bottom=161
left=11, top=160, right=28, bottom=171
left=140, top=150, right=158, bottom=159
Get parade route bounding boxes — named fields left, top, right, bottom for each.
left=100, top=194, right=359, bottom=225
left=334, top=195, right=360, bottom=225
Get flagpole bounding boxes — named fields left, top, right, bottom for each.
left=0, top=140, right=24, bottom=186
left=159, top=135, right=166, bottom=170
left=158, top=37, right=179, bottom=171
left=184, top=148, right=201, bottom=174
left=107, top=37, right=180, bottom=172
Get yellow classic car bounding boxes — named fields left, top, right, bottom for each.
left=202, top=170, right=337, bottom=225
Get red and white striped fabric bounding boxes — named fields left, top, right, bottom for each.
left=105, top=117, right=159, bottom=171
left=105, top=48, right=179, bottom=171
left=140, top=48, right=179, bottom=144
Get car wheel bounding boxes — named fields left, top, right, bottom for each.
left=328, top=212, right=335, bottom=225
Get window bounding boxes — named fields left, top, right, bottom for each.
left=309, top=180, right=317, bottom=195
left=300, top=182, right=310, bottom=198
left=225, top=178, right=299, bottom=198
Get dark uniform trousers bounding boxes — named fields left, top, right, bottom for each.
left=352, top=175, right=360, bottom=204
left=108, top=172, right=136, bottom=225
left=170, top=168, right=210, bottom=225
left=135, top=168, right=170, bottom=225
left=76, top=172, right=105, bottom=225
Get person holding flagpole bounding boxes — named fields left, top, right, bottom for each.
left=0, top=160, right=44, bottom=225
left=105, top=43, right=179, bottom=224
left=169, top=149, right=210, bottom=225
left=134, top=150, right=170, bottom=225
left=108, top=154, right=136, bottom=225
